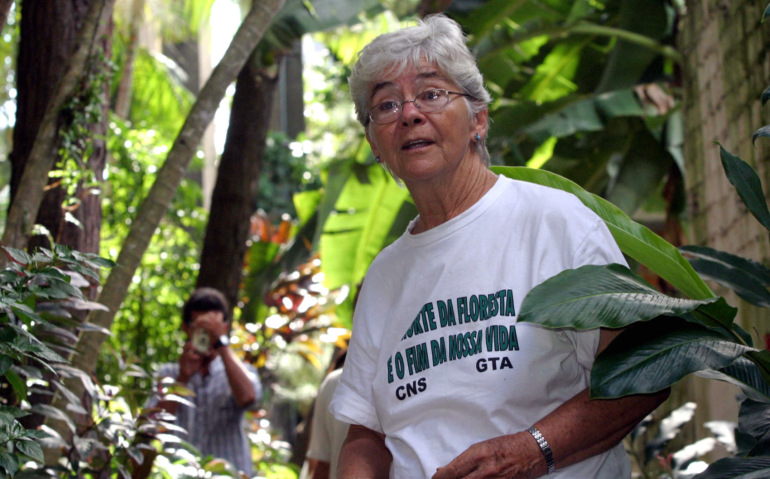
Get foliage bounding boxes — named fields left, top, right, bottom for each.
left=449, top=0, right=685, bottom=220
left=496, top=150, right=769, bottom=476
left=54, top=49, right=117, bottom=205
left=0, top=244, right=114, bottom=476
left=624, top=401, right=741, bottom=478
left=0, top=244, right=258, bottom=478
left=499, top=67, right=770, bottom=479
left=258, top=132, right=322, bottom=222
left=302, top=0, right=688, bottom=330
left=99, top=114, right=206, bottom=410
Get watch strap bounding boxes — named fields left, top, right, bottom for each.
left=214, top=334, right=230, bottom=349
left=526, top=426, right=555, bottom=474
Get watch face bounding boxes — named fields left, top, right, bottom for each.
left=216, top=335, right=230, bottom=348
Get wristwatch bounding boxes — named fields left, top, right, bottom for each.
left=527, top=426, right=556, bottom=474
left=213, top=334, right=230, bottom=349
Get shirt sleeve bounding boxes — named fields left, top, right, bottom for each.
left=569, top=218, right=628, bottom=371
left=306, top=374, right=335, bottom=461
left=328, top=282, right=384, bottom=433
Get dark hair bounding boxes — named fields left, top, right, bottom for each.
left=182, top=287, right=229, bottom=325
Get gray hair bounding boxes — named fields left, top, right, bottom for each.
left=349, top=14, right=492, bottom=165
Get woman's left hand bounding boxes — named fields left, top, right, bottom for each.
left=431, top=432, right=544, bottom=479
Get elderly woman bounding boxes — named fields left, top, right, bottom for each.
left=328, top=14, right=669, bottom=479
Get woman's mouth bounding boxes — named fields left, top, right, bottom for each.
left=402, top=139, right=433, bottom=150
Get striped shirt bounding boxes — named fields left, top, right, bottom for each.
left=150, top=357, right=262, bottom=474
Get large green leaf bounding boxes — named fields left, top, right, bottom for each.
left=463, top=0, right=569, bottom=40
left=590, top=317, right=755, bottom=398
left=697, top=358, right=770, bottom=403
left=0, top=451, right=19, bottom=476
left=605, top=128, right=673, bottom=216
left=518, top=264, right=718, bottom=330
left=520, top=96, right=605, bottom=142
left=737, top=398, right=770, bottom=455
left=719, top=145, right=770, bottom=230
left=130, top=48, right=194, bottom=139
left=320, top=161, right=412, bottom=292
left=266, top=0, right=383, bottom=52
left=518, top=39, right=587, bottom=102
left=594, top=0, right=671, bottom=93
left=14, top=438, right=44, bottom=463
left=680, top=245, right=770, bottom=308
left=693, top=457, right=770, bottom=479
left=492, top=166, right=714, bottom=299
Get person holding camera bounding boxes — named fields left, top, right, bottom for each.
left=149, top=287, right=262, bottom=475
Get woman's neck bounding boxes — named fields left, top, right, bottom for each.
left=408, top=166, right=498, bottom=234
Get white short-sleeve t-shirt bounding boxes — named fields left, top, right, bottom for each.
left=329, top=175, right=631, bottom=478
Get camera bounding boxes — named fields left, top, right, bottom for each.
left=191, top=328, right=210, bottom=353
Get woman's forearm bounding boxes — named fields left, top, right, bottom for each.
left=337, top=425, right=392, bottom=479
left=536, top=387, right=670, bottom=471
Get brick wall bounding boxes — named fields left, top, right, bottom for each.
left=678, top=0, right=770, bottom=447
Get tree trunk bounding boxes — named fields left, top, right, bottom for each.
left=42, top=0, right=287, bottom=463
left=678, top=0, right=770, bottom=453
left=113, top=0, right=144, bottom=119
left=196, top=53, right=278, bottom=313
left=1, top=0, right=114, bottom=257
left=0, top=0, right=13, bottom=34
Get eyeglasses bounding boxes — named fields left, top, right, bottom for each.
left=368, top=89, right=474, bottom=125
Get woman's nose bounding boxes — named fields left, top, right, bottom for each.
left=400, top=100, right=424, bottom=125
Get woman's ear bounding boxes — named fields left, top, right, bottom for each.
left=366, top=129, right=381, bottom=160
left=473, top=108, right=489, bottom=140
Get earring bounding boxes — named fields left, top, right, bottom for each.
left=474, top=133, right=482, bottom=142
left=375, top=156, right=381, bottom=163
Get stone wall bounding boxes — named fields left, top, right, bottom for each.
left=678, top=0, right=770, bottom=448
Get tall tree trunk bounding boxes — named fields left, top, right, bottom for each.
left=1, top=0, right=114, bottom=257
left=196, top=52, right=278, bottom=313
left=113, top=0, right=144, bottom=119
left=678, top=0, right=770, bottom=450
left=0, top=0, right=13, bottom=34
left=42, top=0, right=287, bottom=463
left=7, top=0, right=112, bottom=438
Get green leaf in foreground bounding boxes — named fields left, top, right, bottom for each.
left=762, top=85, right=770, bottom=105
left=14, top=438, right=44, bottom=462
left=719, top=145, right=770, bottom=230
left=693, top=456, right=770, bottom=478
left=493, top=166, right=713, bottom=300
left=752, top=125, right=770, bottom=146
left=519, top=264, right=718, bottom=330
left=590, top=317, right=754, bottom=398
left=681, top=245, right=770, bottom=308
left=697, top=357, right=770, bottom=403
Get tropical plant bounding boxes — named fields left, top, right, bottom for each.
left=492, top=71, right=770, bottom=478
left=304, top=0, right=688, bottom=328
left=624, top=401, right=740, bottom=478
left=0, top=244, right=114, bottom=476
left=42, top=0, right=288, bottom=456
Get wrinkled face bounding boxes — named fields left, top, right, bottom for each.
left=365, top=63, right=487, bottom=186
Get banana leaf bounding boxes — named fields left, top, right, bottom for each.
left=518, top=263, right=719, bottom=330
left=692, top=457, right=770, bottom=479
left=697, top=357, right=770, bottom=404
left=680, top=245, right=770, bottom=308
left=590, top=317, right=757, bottom=399
left=492, top=166, right=714, bottom=299
left=719, top=145, right=770, bottom=230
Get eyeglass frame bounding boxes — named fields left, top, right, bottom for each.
left=367, top=89, right=475, bottom=125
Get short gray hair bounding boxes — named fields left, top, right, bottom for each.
left=349, top=14, right=492, bottom=164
